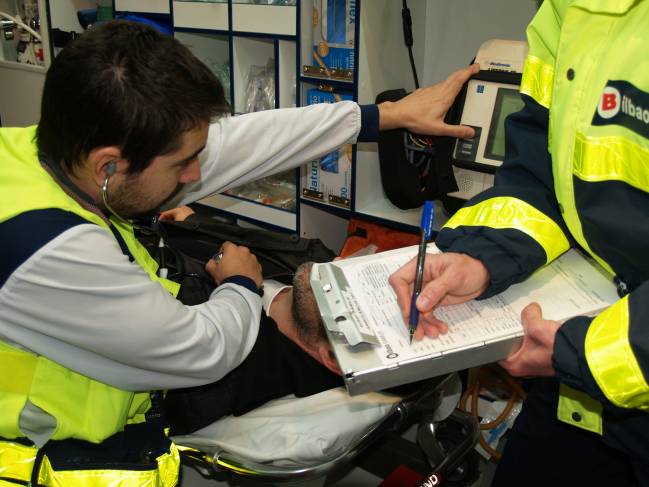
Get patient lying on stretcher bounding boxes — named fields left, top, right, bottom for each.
left=159, top=204, right=349, bottom=435
left=159, top=207, right=425, bottom=437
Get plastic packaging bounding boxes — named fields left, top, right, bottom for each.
left=475, top=399, right=522, bottom=460
left=243, top=58, right=275, bottom=113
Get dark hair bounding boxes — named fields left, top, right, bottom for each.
left=37, top=20, right=229, bottom=173
left=292, top=262, right=328, bottom=347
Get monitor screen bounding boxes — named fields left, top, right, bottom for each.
left=484, top=88, right=525, bottom=162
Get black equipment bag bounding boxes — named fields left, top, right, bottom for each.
left=376, top=89, right=459, bottom=210
left=137, top=215, right=336, bottom=305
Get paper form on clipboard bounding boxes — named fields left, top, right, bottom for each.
left=310, top=245, right=618, bottom=395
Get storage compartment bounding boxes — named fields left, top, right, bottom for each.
left=175, top=31, right=231, bottom=103
left=299, top=81, right=354, bottom=209
left=300, top=0, right=355, bottom=83
left=172, top=0, right=228, bottom=31
left=114, top=0, right=169, bottom=14
left=232, top=1, right=296, bottom=36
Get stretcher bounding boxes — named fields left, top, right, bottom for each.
left=172, top=373, right=480, bottom=485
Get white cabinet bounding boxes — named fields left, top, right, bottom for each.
left=232, top=2, right=295, bottom=35
left=109, top=0, right=537, bottom=238
left=114, top=0, right=169, bottom=14
left=173, top=1, right=228, bottom=30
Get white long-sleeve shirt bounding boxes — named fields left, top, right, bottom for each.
left=1, top=102, right=364, bottom=395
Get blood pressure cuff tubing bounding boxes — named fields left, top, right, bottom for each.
left=376, top=89, right=458, bottom=210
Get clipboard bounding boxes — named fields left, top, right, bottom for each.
left=310, top=245, right=618, bottom=396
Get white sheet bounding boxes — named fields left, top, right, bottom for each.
left=172, top=388, right=400, bottom=466
left=171, top=374, right=462, bottom=467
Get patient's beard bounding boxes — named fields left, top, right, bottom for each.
left=292, top=262, right=325, bottom=347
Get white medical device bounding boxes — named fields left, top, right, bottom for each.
left=447, top=39, right=528, bottom=201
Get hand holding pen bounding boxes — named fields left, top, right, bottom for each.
left=389, top=208, right=490, bottom=341
left=408, top=201, right=435, bottom=344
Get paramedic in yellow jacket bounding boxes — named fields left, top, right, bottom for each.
left=0, top=19, right=479, bottom=487
left=391, top=0, right=649, bottom=485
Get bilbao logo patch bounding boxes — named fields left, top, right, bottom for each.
left=596, top=86, right=621, bottom=119
left=593, top=80, right=649, bottom=137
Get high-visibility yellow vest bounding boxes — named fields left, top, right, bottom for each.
left=521, top=0, right=649, bottom=433
left=443, top=0, right=649, bottom=436
left=0, top=126, right=181, bottom=486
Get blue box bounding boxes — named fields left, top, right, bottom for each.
left=312, top=0, right=356, bottom=71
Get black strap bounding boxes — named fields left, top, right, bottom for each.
left=30, top=448, right=46, bottom=486
left=108, top=223, right=135, bottom=262
left=50, top=28, right=80, bottom=48
left=40, top=421, right=171, bottom=471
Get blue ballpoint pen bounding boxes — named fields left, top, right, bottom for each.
left=409, top=201, right=435, bottom=344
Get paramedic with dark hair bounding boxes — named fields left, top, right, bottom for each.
left=0, top=20, right=479, bottom=486
left=390, top=1, right=649, bottom=486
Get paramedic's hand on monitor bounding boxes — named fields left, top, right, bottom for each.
left=499, top=303, right=560, bottom=377
left=388, top=252, right=489, bottom=340
left=205, top=241, right=263, bottom=288
left=378, top=63, right=480, bottom=137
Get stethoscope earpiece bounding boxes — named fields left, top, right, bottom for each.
left=105, top=160, right=117, bottom=177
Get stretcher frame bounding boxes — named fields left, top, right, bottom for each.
left=175, top=374, right=480, bottom=484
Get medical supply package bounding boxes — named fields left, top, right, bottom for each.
left=300, top=88, right=354, bottom=208
left=311, top=0, right=356, bottom=73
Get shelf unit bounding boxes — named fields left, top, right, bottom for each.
left=0, top=0, right=537, bottom=247
left=121, top=0, right=426, bottom=238
left=163, top=1, right=301, bottom=232
left=108, top=0, right=536, bottom=247
left=108, top=0, right=427, bottom=238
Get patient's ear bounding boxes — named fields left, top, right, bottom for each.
left=318, top=345, right=342, bottom=375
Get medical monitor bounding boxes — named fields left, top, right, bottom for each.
left=484, top=88, right=525, bottom=162
left=448, top=78, right=524, bottom=202
left=441, top=39, right=527, bottom=207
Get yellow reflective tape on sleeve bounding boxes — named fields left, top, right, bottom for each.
left=520, top=55, right=554, bottom=109
left=585, top=297, right=649, bottom=411
left=557, top=384, right=603, bottom=435
left=573, top=132, right=649, bottom=193
left=443, top=197, right=570, bottom=264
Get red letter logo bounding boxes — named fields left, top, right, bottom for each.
left=597, top=86, right=621, bottom=119
left=602, top=93, right=617, bottom=111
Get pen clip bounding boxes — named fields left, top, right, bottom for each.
left=421, top=200, right=435, bottom=240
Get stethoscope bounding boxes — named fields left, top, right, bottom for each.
left=102, top=160, right=169, bottom=278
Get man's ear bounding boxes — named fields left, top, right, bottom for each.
left=317, top=345, right=342, bottom=376
left=86, top=146, right=125, bottom=186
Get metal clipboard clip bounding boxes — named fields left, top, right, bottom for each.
left=310, top=263, right=379, bottom=346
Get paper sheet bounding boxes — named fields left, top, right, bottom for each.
left=332, top=246, right=618, bottom=366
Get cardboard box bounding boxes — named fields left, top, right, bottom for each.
left=301, top=88, right=354, bottom=208
left=312, top=0, right=356, bottom=72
